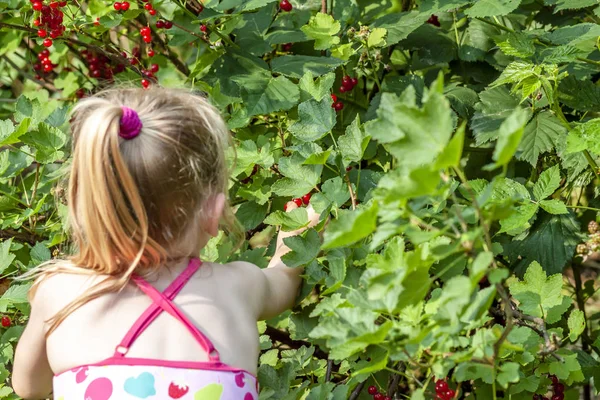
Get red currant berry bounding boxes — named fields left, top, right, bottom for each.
left=282, top=42, right=292, bottom=51
left=339, top=85, right=348, bottom=93
left=37, top=29, right=47, bottom=37
left=367, top=386, right=378, bottom=395
left=293, top=198, right=302, bottom=207
left=58, top=0, right=66, bottom=5
left=41, top=4, right=50, bottom=13
left=346, top=165, right=352, bottom=171
left=551, top=394, right=564, bottom=400
left=200, top=24, right=207, bottom=32
left=75, top=88, right=86, bottom=98
left=373, top=394, right=384, bottom=400
left=40, top=49, right=50, bottom=57
left=121, top=1, right=130, bottom=10
left=350, top=77, right=358, bottom=87
left=94, top=17, right=100, bottom=26
left=149, top=9, right=156, bottom=15
left=164, top=20, right=173, bottom=29
left=342, top=75, right=352, bottom=87
left=33, top=18, right=41, bottom=26
left=550, top=375, right=559, bottom=385
left=147, top=48, right=155, bottom=57
left=113, top=2, right=122, bottom=10
left=156, top=20, right=165, bottom=28
left=140, top=26, right=151, bottom=35
left=49, top=1, right=58, bottom=7
left=427, top=14, right=440, bottom=27
left=150, top=63, right=159, bottom=73
left=43, top=63, right=53, bottom=72
left=1, top=316, right=11, bottom=328
left=279, top=0, right=292, bottom=11
left=43, top=38, right=53, bottom=47
left=435, top=380, right=449, bottom=393
left=32, top=1, right=43, bottom=10
left=330, top=94, right=337, bottom=103
left=198, top=3, right=203, bottom=12
left=333, top=101, right=344, bottom=111
left=382, top=397, right=391, bottom=400
left=141, top=78, right=150, bottom=89
left=142, top=34, right=152, bottom=43
left=144, top=3, right=152, bottom=9
left=553, top=383, right=564, bottom=393
left=50, top=29, right=61, bottom=38
left=302, top=193, right=311, bottom=205
left=445, top=389, right=456, bottom=399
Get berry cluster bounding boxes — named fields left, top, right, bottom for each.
left=435, top=379, right=456, bottom=400
left=1, top=316, right=10, bottom=328
left=156, top=19, right=173, bottom=29
left=339, top=75, right=358, bottom=93
left=140, top=26, right=152, bottom=43
left=576, top=220, right=600, bottom=256
left=32, top=0, right=68, bottom=47
left=284, top=193, right=311, bottom=211
left=82, top=49, right=124, bottom=81
left=33, top=48, right=56, bottom=77
left=331, top=94, right=343, bottom=112
left=367, top=386, right=391, bottom=400
left=533, top=375, right=565, bottom=400
left=113, top=1, right=131, bottom=11
left=143, top=2, right=157, bottom=16
left=279, top=0, right=292, bottom=12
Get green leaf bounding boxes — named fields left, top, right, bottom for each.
left=371, top=11, right=430, bottom=46
left=559, top=76, right=600, bottom=112
left=539, top=199, right=569, bottom=215
left=231, top=140, right=274, bottom=177
left=282, top=229, right=321, bottom=267
left=271, top=56, right=345, bottom=79
left=21, top=122, right=67, bottom=164
left=568, top=309, right=586, bottom=342
left=320, top=177, right=351, bottom=207
left=0, top=120, right=17, bottom=145
left=506, top=212, right=582, bottom=275
left=264, top=207, right=309, bottom=231
left=465, top=0, right=522, bottom=17
left=288, top=97, right=336, bottom=142
left=322, top=202, right=378, bottom=249
left=517, top=111, right=567, bottom=166
left=497, top=362, right=520, bottom=388
left=368, top=28, right=387, bottom=48
left=533, top=165, right=561, bottom=200
left=300, top=12, right=341, bottom=50
left=508, top=261, right=566, bottom=319
left=233, top=74, right=299, bottom=117
left=554, top=0, right=597, bottom=11
left=271, top=154, right=322, bottom=196
left=436, top=122, right=465, bottom=169
left=566, top=119, right=600, bottom=155
left=298, top=72, right=336, bottom=102
left=0, top=239, right=15, bottom=275
left=30, top=242, right=51, bottom=265
left=365, top=80, right=454, bottom=169
left=472, top=86, right=526, bottom=144
left=495, top=32, right=536, bottom=58
left=236, top=201, right=268, bottom=230
left=491, top=108, right=530, bottom=168
left=0, top=284, right=31, bottom=313
left=459, top=18, right=501, bottom=62
left=420, top=0, right=473, bottom=12
left=54, top=72, right=79, bottom=98
left=499, top=203, right=539, bottom=236
left=544, top=23, right=600, bottom=49
left=338, top=115, right=370, bottom=165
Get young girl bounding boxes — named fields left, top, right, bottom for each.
left=12, top=88, right=319, bottom=399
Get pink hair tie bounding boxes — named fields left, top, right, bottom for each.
left=119, top=106, right=142, bottom=140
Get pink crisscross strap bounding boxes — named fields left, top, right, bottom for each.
left=113, top=258, right=221, bottom=363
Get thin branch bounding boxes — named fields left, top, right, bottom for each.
left=321, top=0, right=327, bottom=13
left=326, top=360, right=333, bottom=381
left=349, top=382, right=366, bottom=400
left=344, top=173, right=357, bottom=210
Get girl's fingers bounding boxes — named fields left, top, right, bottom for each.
left=285, top=201, right=299, bottom=212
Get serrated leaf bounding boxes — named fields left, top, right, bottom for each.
left=236, top=201, right=268, bottom=230
left=465, top=0, right=522, bottom=17
left=566, top=119, right=600, bottom=155
left=472, top=86, right=525, bottom=144
left=554, top=0, right=598, bottom=12
left=533, top=165, right=561, bottom=200
left=459, top=18, right=501, bottom=62
left=508, top=261, right=565, bottom=318
left=568, top=309, right=586, bottom=341
left=264, top=207, right=309, bottom=231
left=497, top=362, right=520, bottom=388
left=559, top=76, right=600, bottom=112
left=298, top=72, right=336, bottom=102
left=435, top=122, right=465, bottom=169
left=288, top=97, right=336, bottom=142
left=322, top=202, right=378, bottom=249
left=544, top=23, right=600, bottom=49
left=420, top=0, right=473, bottom=12
left=368, top=28, right=387, bottom=48
left=499, top=203, right=539, bottom=235
left=491, top=61, right=539, bottom=88
left=505, top=212, right=582, bottom=274
left=271, top=154, right=322, bottom=196
left=271, top=56, right=345, bottom=79
left=338, top=115, right=369, bottom=165
left=301, top=13, right=341, bottom=50
left=0, top=239, right=15, bottom=275
left=495, top=32, right=536, bottom=58
left=540, top=45, right=591, bottom=64
left=491, top=108, right=530, bottom=167
left=282, top=229, right=321, bottom=267
left=233, top=74, right=299, bottom=117
left=540, top=199, right=568, bottom=215
left=30, top=242, right=51, bottom=265
left=371, top=11, right=430, bottom=46
left=517, top=111, right=567, bottom=166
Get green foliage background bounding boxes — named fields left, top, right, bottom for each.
left=3, top=0, right=600, bottom=398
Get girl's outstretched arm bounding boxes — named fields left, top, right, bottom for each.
left=257, top=202, right=320, bottom=320
left=12, top=283, right=53, bottom=399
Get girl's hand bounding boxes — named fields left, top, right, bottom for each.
left=274, top=202, right=320, bottom=259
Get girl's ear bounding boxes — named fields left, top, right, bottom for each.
left=206, top=193, right=226, bottom=237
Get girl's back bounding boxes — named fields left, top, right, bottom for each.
left=11, top=87, right=320, bottom=399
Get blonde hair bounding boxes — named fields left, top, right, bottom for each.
left=25, top=87, right=238, bottom=335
